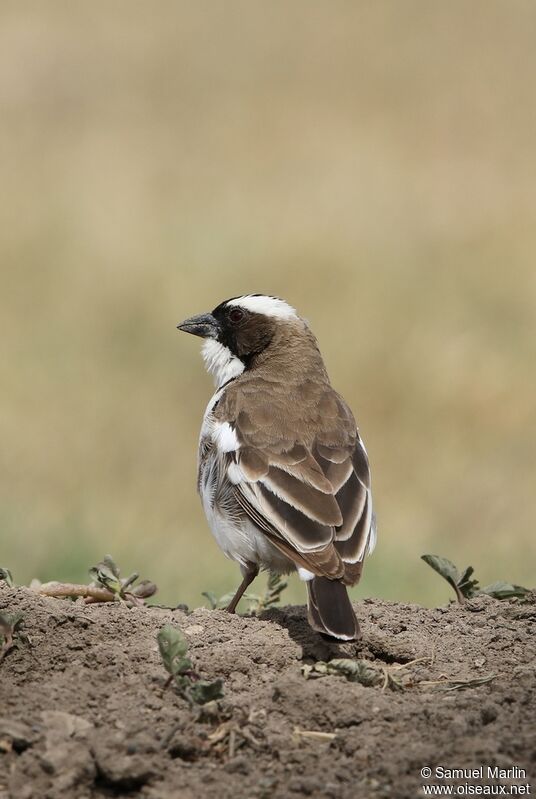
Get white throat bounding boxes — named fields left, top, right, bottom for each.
left=202, top=339, right=245, bottom=388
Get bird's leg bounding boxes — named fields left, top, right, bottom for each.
left=225, top=562, right=259, bottom=613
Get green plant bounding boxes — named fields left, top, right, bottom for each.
left=157, top=624, right=223, bottom=705
left=302, top=655, right=496, bottom=693
left=421, top=554, right=530, bottom=604
left=253, top=571, right=288, bottom=612
left=202, top=571, right=287, bottom=614
left=36, top=554, right=157, bottom=606
left=201, top=590, right=234, bottom=610
left=302, top=656, right=432, bottom=691
left=88, top=554, right=157, bottom=604
left=303, top=658, right=382, bottom=686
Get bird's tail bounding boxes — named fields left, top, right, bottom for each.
left=306, top=576, right=360, bottom=641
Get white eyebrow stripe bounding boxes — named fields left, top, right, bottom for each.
left=227, top=295, right=297, bottom=320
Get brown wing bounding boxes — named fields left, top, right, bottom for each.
left=217, top=383, right=374, bottom=584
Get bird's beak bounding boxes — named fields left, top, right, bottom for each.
left=176, top=312, right=220, bottom=339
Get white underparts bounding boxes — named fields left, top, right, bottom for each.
left=227, top=462, right=245, bottom=484
left=298, top=567, right=315, bottom=581
left=227, top=294, right=298, bottom=320
left=212, top=421, right=239, bottom=453
left=202, top=339, right=245, bottom=388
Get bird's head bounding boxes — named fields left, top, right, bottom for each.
left=177, top=294, right=308, bottom=387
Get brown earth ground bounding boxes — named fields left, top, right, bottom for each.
left=1, top=584, right=535, bottom=799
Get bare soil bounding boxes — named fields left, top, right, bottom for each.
left=1, top=583, right=535, bottom=799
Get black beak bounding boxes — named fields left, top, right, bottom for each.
left=177, top=312, right=220, bottom=339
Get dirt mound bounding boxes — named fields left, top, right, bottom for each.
left=1, top=583, right=535, bottom=798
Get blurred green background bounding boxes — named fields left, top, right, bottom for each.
left=1, top=2, right=535, bottom=609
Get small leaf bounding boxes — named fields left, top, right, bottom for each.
left=479, top=582, right=530, bottom=600
left=302, top=658, right=384, bottom=687
left=385, top=671, right=406, bottom=691
left=262, top=572, right=288, bottom=610
left=89, top=560, right=121, bottom=594
left=95, top=567, right=117, bottom=585
left=121, top=572, right=140, bottom=590
left=247, top=572, right=288, bottom=614
left=188, top=678, right=224, bottom=705
left=327, top=658, right=383, bottom=687
left=421, top=554, right=477, bottom=602
left=102, top=554, right=121, bottom=580
left=201, top=590, right=239, bottom=609
left=157, top=625, right=224, bottom=704
left=130, top=580, right=157, bottom=599
left=0, top=568, right=14, bottom=587
left=458, top=565, right=480, bottom=598
left=201, top=591, right=219, bottom=609
left=458, top=565, right=474, bottom=583
left=421, top=554, right=460, bottom=585
left=87, top=556, right=156, bottom=604
left=218, top=591, right=239, bottom=606
left=157, top=625, right=189, bottom=676
left=422, top=553, right=531, bottom=604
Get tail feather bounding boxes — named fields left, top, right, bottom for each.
left=307, top=576, right=360, bottom=641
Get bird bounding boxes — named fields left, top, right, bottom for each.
left=177, top=294, right=376, bottom=641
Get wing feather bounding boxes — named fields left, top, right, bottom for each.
left=216, top=385, right=375, bottom=581
left=334, top=491, right=373, bottom=564
left=238, top=481, right=334, bottom=551
left=333, top=471, right=367, bottom=541
left=264, top=466, right=342, bottom=526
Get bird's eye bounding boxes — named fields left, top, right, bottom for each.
left=229, top=308, right=244, bottom=323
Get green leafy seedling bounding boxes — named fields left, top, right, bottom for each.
left=201, top=591, right=220, bottom=610
left=303, top=658, right=383, bottom=687
left=328, top=658, right=382, bottom=686
left=158, top=623, right=191, bottom=678
left=421, top=555, right=478, bottom=603
left=201, top=590, right=237, bottom=610
left=88, top=554, right=157, bottom=605
left=0, top=568, right=14, bottom=587
left=421, top=554, right=530, bottom=604
left=202, top=571, right=288, bottom=614
left=37, top=554, right=157, bottom=606
left=157, top=624, right=223, bottom=706
left=302, top=657, right=417, bottom=691
left=251, top=572, right=288, bottom=613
